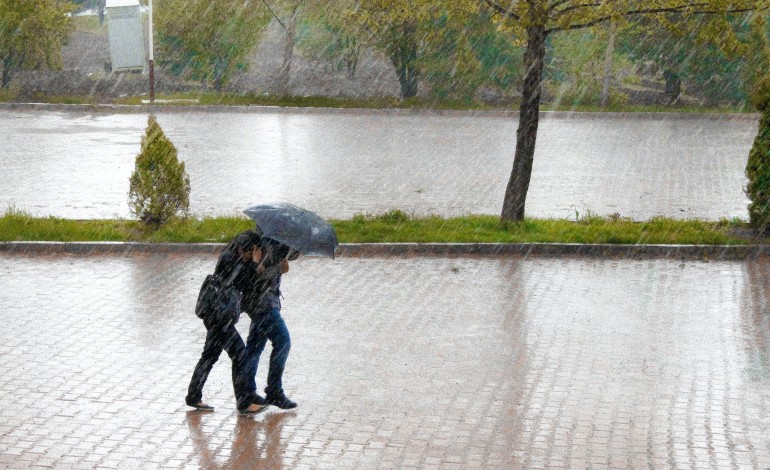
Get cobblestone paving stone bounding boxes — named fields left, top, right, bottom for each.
left=2, top=252, right=770, bottom=469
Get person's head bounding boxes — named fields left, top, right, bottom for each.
left=260, top=238, right=294, bottom=265
left=230, top=230, right=262, bottom=262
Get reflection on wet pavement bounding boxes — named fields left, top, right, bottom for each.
left=2, top=253, right=770, bottom=468
left=186, top=411, right=292, bottom=470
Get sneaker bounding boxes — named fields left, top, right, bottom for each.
left=265, top=393, right=297, bottom=410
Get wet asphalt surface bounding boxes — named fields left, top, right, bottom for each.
left=2, top=251, right=770, bottom=469
left=0, top=107, right=757, bottom=221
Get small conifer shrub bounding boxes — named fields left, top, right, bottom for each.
left=746, top=76, right=770, bottom=234
left=128, top=116, right=191, bottom=228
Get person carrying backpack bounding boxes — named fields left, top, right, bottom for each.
left=185, top=230, right=267, bottom=414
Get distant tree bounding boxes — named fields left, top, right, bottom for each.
left=544, top=26, right=634, bottom=107
left=348, top=2, right=514, bottom=101
left=72, top=0, right=106, bottom=24
left=155, top=0, right=270, bottom=91
left=350, top=0, right=432, bottom=99
left=746, top=76, right=770, bottom=233
left=0, top=0, right=75, bottom=89
left=262, top=0, right=307, bottom=95
left=619, top=13, right=770, bottom=106
left=296, top=7, right=361, bottom=78
left=128, top=116, right=191, bottom=228
left=420, top=7, right=523, bottom=102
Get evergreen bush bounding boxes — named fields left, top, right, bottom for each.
left=128, top=116, right=191, bottom=228
left=746, top=76, right=770, bottom=234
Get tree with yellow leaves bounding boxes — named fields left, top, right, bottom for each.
left=154, top=0, right=270, bottom=91
left=0, top=0, right=74, bottom=89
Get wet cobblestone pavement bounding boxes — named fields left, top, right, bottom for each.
left=2, top=252, right=770, bottom=469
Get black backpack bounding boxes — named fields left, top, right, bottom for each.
left=194, top=264, right=242, bottom=325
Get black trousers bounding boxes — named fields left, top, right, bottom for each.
left=186, top=318, right=255, bottom=411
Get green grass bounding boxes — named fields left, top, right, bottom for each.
left=541, top=102, right=754, bottom=114
left=112, top=92, right=497, bottom=111
left=0, top=209, right=253, bottom=243
left=332, top=210, right=749, bottom=245
left=18, top=90, right=752, bottom=114
left=0, top=208, right=754, bottom=245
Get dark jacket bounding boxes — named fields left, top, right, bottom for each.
left=241, top=265, right=282, bottom=316
left=246, top=239, right=290, bottom=313
left=215, top=247, right=283, bottom=317
left=214, top=249, right=260, bottom=295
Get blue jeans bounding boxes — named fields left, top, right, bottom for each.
left=245, top=307, right=291, bottom=398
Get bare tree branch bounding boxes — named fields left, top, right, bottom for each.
left=262, top=0, right=286, bottom=30
left=483, top=0, right=521, bottom=21
left=547, top=3, right=759, bottom=34
left=548, top=0, right=573, bottom=12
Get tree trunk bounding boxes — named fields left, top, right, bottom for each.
left=1, top=53, right=19, bottom=89
left=501, top=25, right=547, bottom=221
left=98, top=0, right=106, bottom=24
left=601, top=22, right=616, bottom=108
left=388, top=22, right=419, bottom=99
left=1, top=65, right=12, bottom=89
left=343, top=36, right=360, bottom=79
left=662, top=68, right=681, bottom=104
left=213, top=75, right=224, bottom=92
left=275, top=8, right=298, bottom=95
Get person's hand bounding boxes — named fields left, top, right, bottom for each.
left=253, top=247, right=266, bottom=272
left=279, top=259, right=289, bottom=274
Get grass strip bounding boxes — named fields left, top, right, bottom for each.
left=107, top=93, right=755, bottom=114
left=0, top=209, right=753, bottom=245
left=2, top=89, right=752, bottom=114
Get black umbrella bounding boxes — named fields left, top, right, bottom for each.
left=243, top=203, right=338, bottom=259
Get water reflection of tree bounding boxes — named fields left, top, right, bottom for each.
left=744, top=259, right=770, bottom=379
left=490, top=258, right=532, bottom=467
left=186, top=411, right=292, bottom=470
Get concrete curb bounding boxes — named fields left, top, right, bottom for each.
left=0, top=102, right=759, bottom=121
left=1, top=241, right=769, bottom=260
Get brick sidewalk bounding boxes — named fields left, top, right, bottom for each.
left=2, top=252, right=770, bottom=469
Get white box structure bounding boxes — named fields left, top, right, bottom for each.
left=106, top=0, right=145, bottom=72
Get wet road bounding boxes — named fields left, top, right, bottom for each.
left=0, top=108, right=757, bottom=221
left=2, top=252, right=770, bottom=468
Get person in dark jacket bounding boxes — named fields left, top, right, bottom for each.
left=185, top=230, right=267, bottom=414
left=241, top=238, right=299, bottom=410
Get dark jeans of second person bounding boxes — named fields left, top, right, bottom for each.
left=187, top=318, right=255, bottom=411
left=245, top=307, right=291, bottom=399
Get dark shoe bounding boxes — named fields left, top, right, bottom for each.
left=239, top=403, right=269, bottom=415
left=265, top=393, right=297, bottom=410
left=252, top=394, right=267, bottom=406
left=187, top=401, right=214, bottom=411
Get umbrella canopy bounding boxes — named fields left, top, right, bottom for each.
left=243, top=203, right=338, bottom=259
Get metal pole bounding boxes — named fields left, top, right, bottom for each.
left=148, top=0, right=155, bottom=102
